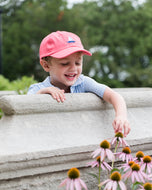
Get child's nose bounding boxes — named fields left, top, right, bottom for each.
left=69, top=63, right=77, bottom=71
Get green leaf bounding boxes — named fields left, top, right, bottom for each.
left=88, top=173, right=98, bottom=179
left=110, top=168, right=120, bottom=174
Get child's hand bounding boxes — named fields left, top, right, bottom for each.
left=37, top=87, right=65, bottom=102
left=112, top=116, right=130, bottom=137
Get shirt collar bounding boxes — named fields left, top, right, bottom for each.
left=71, top=74, right=84, bottom=87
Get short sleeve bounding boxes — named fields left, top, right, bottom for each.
left=27, top=76, right=53, bottom=94
left=83, top=76, right=107, bottom=98
left=27, top=84, right=41, bottom=94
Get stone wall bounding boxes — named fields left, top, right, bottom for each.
left=0, top=88, right=152, bottom=189
left=0, top=91, right=17, bottom=97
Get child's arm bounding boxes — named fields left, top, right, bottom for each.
left=103, top=87, right=131, bottom=137
left=37, top=87, right=65, bottom=102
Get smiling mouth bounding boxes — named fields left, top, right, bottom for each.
left=64, top=74, right=77, bottom=80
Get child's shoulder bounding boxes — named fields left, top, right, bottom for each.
left=27, top=76, right=51, bottom=94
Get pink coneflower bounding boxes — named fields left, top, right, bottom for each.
left=91, top=140, right=115, bottom=162
left=116, top=146, right=133, bottom=163
left=122, top=163, right=148, bottom=183
left=141, top=155, right=152, bottom=174
left=87, top=156, right=112, bottom=171
left=59, top=168, right=87, bottom=190
left=111, top=132, right=129, bottom=147
left=120, top=160, right=135, bottom=172
left=134, top=151, right=145, bottom=163
left=149, top=173, right=152, bottom=180
left=99, top=171, right=127, bottom=190
left=137, top=182, right=152, bottom=190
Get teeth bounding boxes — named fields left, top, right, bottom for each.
left=66, top=74, right=75, bottom=77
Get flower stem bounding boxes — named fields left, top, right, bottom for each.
left=111, top=140, right=119, bottom=168
left=132, top=183, right=135, bottom=190
left=98, top=164, right=101, bottom=190
left=145, top=164, right=147, bottom=173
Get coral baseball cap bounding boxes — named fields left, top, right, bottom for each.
left=39, top=31, right=92, bottom=59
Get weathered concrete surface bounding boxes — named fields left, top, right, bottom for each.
left=0, top=91, right=17, bottom=97
left=0, top=88, right=152, bottom=189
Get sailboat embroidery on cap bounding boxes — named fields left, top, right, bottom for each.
left=67, top=36, right=75, bottom=43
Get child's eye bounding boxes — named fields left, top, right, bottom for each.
left=61, top=63, right=68, bottom=66
left=76, top=62, right=81, bottom=66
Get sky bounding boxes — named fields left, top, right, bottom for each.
left=0, top=0, right=146, bottom=7
left=67, top=0, right=146, bottom=8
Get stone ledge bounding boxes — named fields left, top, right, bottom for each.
left=0, top=88, right=152, bottom=115
left=0, top=137, right=152, bottom=181
left=0, top=91, right=17, bottom=97
left=0, top=88, right=152, bottom=189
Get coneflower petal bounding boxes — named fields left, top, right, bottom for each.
left=104, top=181, right=111, bottom=190
left=99, top=179, right=110, bottom=187
left=122, top=170, right=131, bottom=180
left=103, top=162, right=112, bottom=171
left=66, top=179, right=70, bottom=190
left=134, top=171, right=141, bottom=182
left=147, top=164, right=152, bottom=174
left=75, top=179, right=81, bottom=190
left=111, top=137, right=117, bottom=145
left=123, top=166, right=130, bottom=172
left=119, top=181, right=127, bottom=190
left=59, top=178, right=68, bottom=187
left=131, top=172, right=136, bottom=183
left=126, top=155, right=131, bottom=163
left=92, top=161, right=99, bottom=168
left=120, top=153, right=126, bottom=161
left=101, top=163, right=106, bottom=170
left=70, top=179, right=74, bottom=190
left=141, top=171, right=149, bottom=181
left=90, top=161, right=98, bottom=168
left=106, top=149, right=114, bottom=161
left=129, top=154, right=133, bottom=161
left=91, top=148, right=101, bottom=158
left=141, top=163, right=146, bottom=170
left=138, top=171, right=145, bottom=183
left=86, top=161, right=94, bottom=167
left=122, top=139, right=129, bottom=147
left=108, top=180, right=114, bottom=189
left=100, top=148, right=105, bottom=161
left=119, top=137, right=122, bottom=144
left=112, top=181, right=117, bottom=190
left=79, top=178, right=88, bottom=190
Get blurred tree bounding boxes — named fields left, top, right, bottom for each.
left=69, top=0, right=152, bottom=87
left=1, top=0, right=152, bottom=88
left=2, top=0, right=68, bottom=80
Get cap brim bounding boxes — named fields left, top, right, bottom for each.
left=50, top=47, right=92, bottom=58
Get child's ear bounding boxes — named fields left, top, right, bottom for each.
left=40, top=59, right=51, bottom=72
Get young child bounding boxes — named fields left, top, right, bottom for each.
left=28, top=31, right=131, bottom=137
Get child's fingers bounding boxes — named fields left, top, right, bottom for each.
left=59, top=90, right=65, bottom=102
left=123, top=121, right=131, bottom=137
left=113, top=119, right=123, bottom=133
left=51, top=92, right=60, bottom=102
left=51, top=90, right=65, bottom=102
left=59, top=92, right=66, bottom=102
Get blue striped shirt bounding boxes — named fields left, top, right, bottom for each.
left=27, top=74, right=107, bottom=98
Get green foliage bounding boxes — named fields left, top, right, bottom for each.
left=2, top=0, right=68, bottom=81
left=0, top=75, right=37, bottom=94
left=0, top=75, right=37, bottom=119
left=1, top=0, right=152, bottom=87
left=0, top=75, right=12, bottom=90
left=73, top=0, right=152, bottom=87
left=0, top=109, right=3, bottom=119
left=10, top=76, right=38, bottom=94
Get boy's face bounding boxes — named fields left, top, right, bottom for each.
left=48, top=52, right=83, bottom=90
